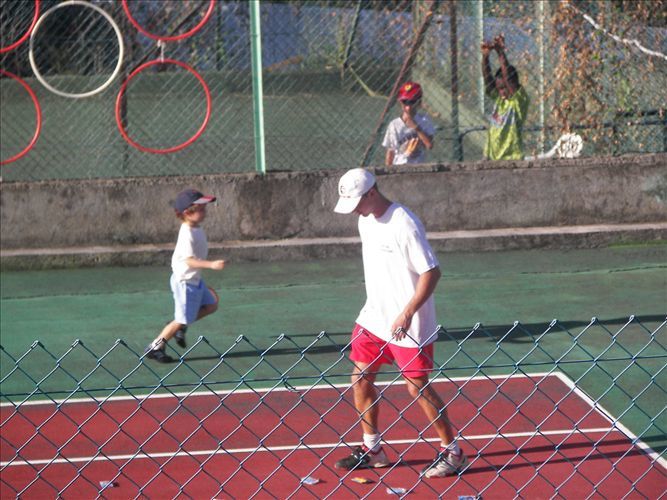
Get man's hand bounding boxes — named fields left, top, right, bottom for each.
left=391, top=311, right=413, bottom=341
left=481, top=41, right=494, bottom=56
left=494, top=34, right=505, bottom=51
left=405, top=137, right=420, bottom=157
left=402, top=110, right=418, bottom=128
left=210, top=259, right=225, bottom=271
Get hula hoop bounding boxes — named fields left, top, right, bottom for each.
left=556, top=133, right=584, bottom=158
left=28, top=0, right=124, bottom=99
left=115, top=59, right=212, bottom=154
left=121, top=0, right=215, bottom=42
left=0, top=70, right=42, bottom=165
left=0, top=0, right=40, bottom=54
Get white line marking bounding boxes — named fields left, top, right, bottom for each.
left=552, top=371, right=667, bottom=470
left=3, top=371, right=664, bottom=472
left=0, top=372, right=554, bottom=407
left=1, top=427, right=617, bottom=468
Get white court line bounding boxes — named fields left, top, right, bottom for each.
left=0, top=372, right=555, bottom=407
left=2, top=371, right=664, bottom=471
left=1, top=427, right=617, bottom=468
left=552, top=371, right=667, bottom=470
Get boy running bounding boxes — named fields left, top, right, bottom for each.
left=145, top=189, right=225, bottom=363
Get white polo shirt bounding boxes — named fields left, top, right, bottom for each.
left=356, top=203, right=439, bottom=347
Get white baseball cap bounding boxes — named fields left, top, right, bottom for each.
left=333, top=168, right=376, bottom=214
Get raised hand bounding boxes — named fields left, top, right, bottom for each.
left=494, top=34, right=505, bottom=51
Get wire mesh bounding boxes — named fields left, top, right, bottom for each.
left=1, top=315, right=665, bottom=498
left=1, top=0, right=665, bottom=181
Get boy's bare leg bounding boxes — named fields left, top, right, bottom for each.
left=157, top=321, right=186, bottom=343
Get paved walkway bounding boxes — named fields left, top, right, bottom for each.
left=2, top=222, right=666, bottom=270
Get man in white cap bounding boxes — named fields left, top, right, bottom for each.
left=333, top=168, right=468, bottom=477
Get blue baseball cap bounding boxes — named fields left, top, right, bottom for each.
left=172, top=189, right=216, bottom=213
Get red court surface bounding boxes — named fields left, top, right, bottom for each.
left=1, top=372, right=665, bottom=498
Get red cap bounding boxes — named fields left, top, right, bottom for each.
left=398, top=81, right=422, bottom=101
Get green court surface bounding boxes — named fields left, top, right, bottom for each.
left=1, top=244, right=666, bottom=452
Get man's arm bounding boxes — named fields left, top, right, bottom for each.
left=185, top=257, right=225, bottom=271
left=495, top=35, right=519, bottom=96
left=414, top=127, right=434, bottom=150
left=391, top=266, right=441, bottom=339
left=385, top=148, right=396, bottom=166
left=482, top=41, right=495, bottom=95
left=402, top=112, right=434, bottom=151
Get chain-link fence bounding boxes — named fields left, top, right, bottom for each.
left=1, top=315, right=665, bottom=498
left=1, top=0, right=666, bottom=181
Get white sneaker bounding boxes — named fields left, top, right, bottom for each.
left=335, top=446, right=391, bottom=470
left=422, top=450, right=469, bottom=478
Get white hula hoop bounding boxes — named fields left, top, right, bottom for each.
left=556, top=133, right=583, bottom=158
left=526, top=133, right=584, bottom=160
left=28, top=0, right=124, bottom=99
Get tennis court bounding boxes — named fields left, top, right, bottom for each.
left=1, top=244, right=665, bottom=497
left=2, top=373, right=664, bottom=498
left=2, top=0, right=665, bottom=496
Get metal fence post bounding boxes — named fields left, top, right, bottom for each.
left=474, top=0, right=484, bottom=117
left=450, top=1, right=460, bottom=162
left=250, top=0, right=266, bottom=175
left=537, top=0, right=548, bottom=155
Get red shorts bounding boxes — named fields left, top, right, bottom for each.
left=350, top=324, right=434, bottom=378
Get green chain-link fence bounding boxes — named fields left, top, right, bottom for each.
left=1, top=315, right=665, bottom=498
left=1, top=0, right=666, bottom=181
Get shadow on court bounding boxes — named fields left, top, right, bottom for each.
left=439, top=314, right=667, bottom=343
left=397, top=437, right=655, bottom=473
left=179, top=313, right=666, bottom=364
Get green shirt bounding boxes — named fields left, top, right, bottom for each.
left=484, top=86, right=529, bottom=160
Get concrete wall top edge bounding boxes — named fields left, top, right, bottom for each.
left=1, top=153, right=665, bottom=249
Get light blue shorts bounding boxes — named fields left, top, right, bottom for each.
left=171, top=275, right=217, bottom=325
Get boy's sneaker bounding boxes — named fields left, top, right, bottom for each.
left=334, top=446, right=390, bottom=470
left=144, top=344, right=173, bottom=363
left=174, top=326, right=188, bottom=348
left=422, top=450, right=469, bottom=478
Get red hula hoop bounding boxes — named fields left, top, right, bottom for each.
left=115, top=59, right=212, bottom=154
left=121, top=0, right=215, bottom=42
left=0, top=0, right=40, bottom=54
left=0, top=70, right=42, bottom=165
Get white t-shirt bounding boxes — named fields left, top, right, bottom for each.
left=382, top=113, right=436, bottom=165
left=356, top=203, right=439, bottom=347
left=171, top=223, right=208, bottom=284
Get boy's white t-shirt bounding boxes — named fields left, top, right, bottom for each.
left=356, top=203, right=439, bottom=347
left=171, top=223, right=208, bottom=284
left=382, top=113, right=436, bottom=165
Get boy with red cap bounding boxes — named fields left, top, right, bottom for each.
left=144, top=189, right=225, bottom=363
left=382, top=81, right=435, bottom=166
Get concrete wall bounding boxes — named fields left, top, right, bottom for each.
left=1, top=154, right=665, bottom=249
